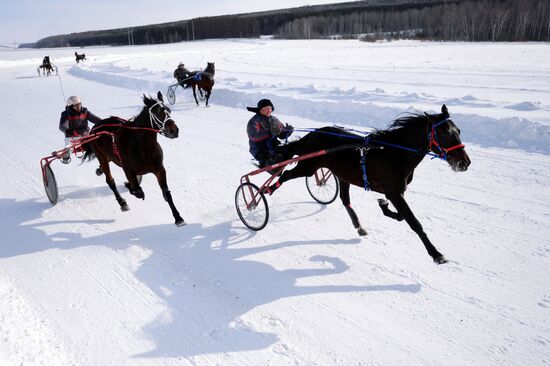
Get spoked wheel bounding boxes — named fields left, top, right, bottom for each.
left=43, top=164, right=59, bottom=205
left=305, top=167, right=339, bottom=204
left=167, top=87, right=176, bottom=105
left=235, top=182, right=269, bottom=230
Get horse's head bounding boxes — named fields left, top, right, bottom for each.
left=428, top=105, right=470, bottom=172
left=143, top=91, right=179, bottom=139
left=205, top=62, right=215, bottom=75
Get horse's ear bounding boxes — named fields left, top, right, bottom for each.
left=157, top=91, right=164, bottom=102
left=143, top=94, right=152, bottom=106
left=442, top=104, right=449, bottom=117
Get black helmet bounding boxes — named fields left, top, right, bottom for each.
left=246, top=98, right=274, bottom=113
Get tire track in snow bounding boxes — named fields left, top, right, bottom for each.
left=66, top=64, right=550, bottom=154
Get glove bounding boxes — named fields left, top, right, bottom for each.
left=64, top=128, right=74, bottom=137
left=285, top=123, right=294, bottom=133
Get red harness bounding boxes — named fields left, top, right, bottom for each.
left=90, top=121, right=161, bottom=164
left=428, top=120, right=465, bottom=159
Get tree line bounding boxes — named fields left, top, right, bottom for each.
left=276, top=0, right=550, bottom=41
left=30, top=0, right=548, bottom=48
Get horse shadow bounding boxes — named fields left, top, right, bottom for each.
left=129, top=221, right=421, bottom=358
left=0, top=197, right=422, bottom=359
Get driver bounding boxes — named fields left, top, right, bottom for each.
left=173, top=62, right=191, bottom=89
left=246, top=99, right=294, bottom=169
left=59, top=95, right=102, bottom=165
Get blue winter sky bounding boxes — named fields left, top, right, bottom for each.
left=0, top=0, right=352, bottom=44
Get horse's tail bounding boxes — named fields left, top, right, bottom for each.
left=277, top=134, right=311, bottom=158
left=80, top=141, right=96, bottom=163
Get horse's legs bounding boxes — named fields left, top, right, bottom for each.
left=155, top=166, right=185, bottom=226
left=268, top=161, right=318, bottom=194
left=191, top=85, right=199, bottom=106
left=339, top=181, right=367, bottom=236
left=198, top=87, right=204, bottom=98
left=377, top=198, right=403, bottom=221
left=385, top=192, right=446, bottom=264
left=123, top=172, right=144, bottom=200
left=205, top=89, right=211, bottom=107
left=99, top=160, right=129, bottom=211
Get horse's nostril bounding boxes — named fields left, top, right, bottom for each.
left=457, top=161, right=468, bottom=171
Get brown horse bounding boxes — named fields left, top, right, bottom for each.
left=189, top=62, right=215, bottom=107
left=75, top=52, right=86, bottom=63
left=82, top=91, right=185, bottom=226
left=269, top=105, right=471, bottom=264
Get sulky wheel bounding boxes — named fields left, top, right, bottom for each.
left=167, top=86, right=176, bottom=105
left=305, top=167, right=339, bottom=204
left=43, top=164, right=59, bottom=205
left=235, top=182, right=269, bottom=230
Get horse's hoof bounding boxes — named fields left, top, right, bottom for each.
left=129, top=188, right=144, bottom=200
left=121, top=204, right=130, bottom=212
left=175, top=219, right=186, bottom=227
left=433, top=255, right=448, bottom=264
left=377, top=199, right=389, bottom=207
left=358, top=228, right=368, bottom=236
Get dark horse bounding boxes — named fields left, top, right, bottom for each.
left=75, top=52, right=86, bottom=63
left=189, top=62, right=215, bottom=107
left=38, top=64, right=54, bottom=76
left=82, top=91, right=185, bottom=226
left=38, top=57, right=54, bottom=76
left=270, top=105, right=471, bottom=264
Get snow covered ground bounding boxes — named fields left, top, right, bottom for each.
left=0, top=39, right=549, bottom=365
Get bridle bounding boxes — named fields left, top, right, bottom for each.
left=148, top=100, right=174, bottom=135
left=428, top=118, right=465, bottom=160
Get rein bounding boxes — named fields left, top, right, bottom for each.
left=292, top=117, right=465, bottom=190
left=89, top=106, right=167, bottom=164
left=293, top=117, right=463, bottom=159
left=93, top=123, right=160, bottom=133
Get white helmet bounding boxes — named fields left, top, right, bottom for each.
left=67, top=95, right=81, bottom=106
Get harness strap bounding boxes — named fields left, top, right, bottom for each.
left=111, top=132, right=123, bottom=164
left=90, top=123, right=160, bottom=164
left=359, top=147, right=370, bottom=191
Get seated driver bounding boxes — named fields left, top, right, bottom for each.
left=58, top=96, right=102, bottom=170
left=246, top=99, right=294, bottom=169
left=173, top=62, right=191, bottom=88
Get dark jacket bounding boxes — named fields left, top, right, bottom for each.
left=173, top=67, right=191, bottom=82
left=59, top=106, right=102, bottom=136
left=247, top=113, right=292, bottom=161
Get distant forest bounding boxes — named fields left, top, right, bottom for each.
left=30, top=0, right=549, bottom=48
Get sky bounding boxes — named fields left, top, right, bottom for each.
left=0, top=0, right=354, bottom=44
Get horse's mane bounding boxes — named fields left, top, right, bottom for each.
left=389, top=113, right=431, bottom=130
left=91, top=116, right=128, bottom=133
left=122, top=95, right=162, bottom=127
left=373, top=113, right=432, bottom=139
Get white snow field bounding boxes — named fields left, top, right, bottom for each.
left=0, top=39, right=549, bottom=365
